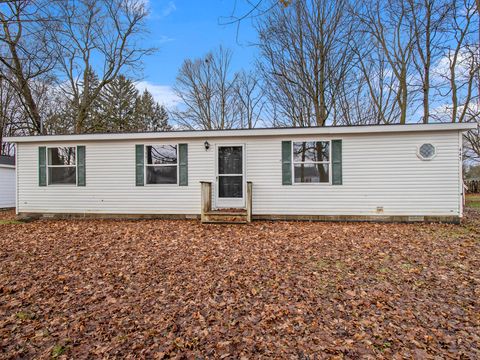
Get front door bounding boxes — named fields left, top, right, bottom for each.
left=216, top=145, right=245, bottom=208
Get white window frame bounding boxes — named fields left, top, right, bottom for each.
left=46, top=146, right=77, bottom=186
left=292, top=140, right=331, bottom=185
left=144, top=144, right=179, bottom=186
left=417, top=143, right=437, bottom=161
left=215, top=143, right=246, bottom=209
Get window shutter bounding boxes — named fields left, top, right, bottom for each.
left=282, top=141, right=292, bottom=185
left=135, top=144, right=144, bottom=186
left=77, top=145, right=86, bottom=186
left=332, top=139, right=343, bottom=185
left=178, top=143, right=188, bottom=186
left=38, top=146, right=47, bottom=186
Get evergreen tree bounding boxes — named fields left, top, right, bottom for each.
left=135, top=90, right=170, bottom=132
left=47, top=66, right=104, bottom=134
left=82, top=67, right=104, bottom=132
left=99, top=75, right=140, bottom=132
left=46, top=73, right=171, bottom=134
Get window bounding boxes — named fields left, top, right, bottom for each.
left=418, top=143, right=436, bottom=160
left=293, top=141, right=330, bottom=183
left=145, top=145, right=177, bottom=184
left=48, top=147, right=76, bottom=185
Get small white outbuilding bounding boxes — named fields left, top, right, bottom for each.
left=4, top=123, right=477, bottom=223
left=0, top=155, right=16, bottom=209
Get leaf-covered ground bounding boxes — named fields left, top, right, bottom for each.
left=0, top=210, right=479, bottom=359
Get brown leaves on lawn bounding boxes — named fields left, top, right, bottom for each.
left=0, top=210, right=479, bottom=358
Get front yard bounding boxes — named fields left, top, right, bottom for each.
left=1, top=206, right=479, bottom=358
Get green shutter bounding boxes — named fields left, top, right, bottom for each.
left=135, top=144, right=144, bottom=186
left=282, top=141, right=292, bottom=185
left=39, top=146, right=47, bottom=186
left=332, top=139, right=343, bottom=185
left=178, top=143, right=188, bottom=186
left=77, top=145, right=86, bottom=186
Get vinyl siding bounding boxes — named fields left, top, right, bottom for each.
left=0, top=166, right=16, bottom=208
left=16, top=130, right=462, bottom=217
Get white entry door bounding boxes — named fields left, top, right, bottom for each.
left=215, top=145, right=245, bottom=208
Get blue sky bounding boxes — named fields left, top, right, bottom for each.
left=136, top=1, right=259, bottom=108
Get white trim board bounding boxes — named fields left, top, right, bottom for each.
left=4, top=123, right=477, bottom=143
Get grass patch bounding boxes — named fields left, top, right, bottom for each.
left=0, top=219, right=22, bottom=225
left=466, top=200, right=480, bottom=208
left=16, top=311, right=35, bottom=320
left=466, top=194, right=480, bottom=209
left=51, top=344, right=66, bottom=358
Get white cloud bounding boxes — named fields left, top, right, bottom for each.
left=157, top=35, right=175, bottom=44
left=162, top=1, right=176, bottom=17
left=430, top=101, right=480, bottom=122
left=432, top=48, right=475, bottom=82
left=135, top=81, right=181, bottom=109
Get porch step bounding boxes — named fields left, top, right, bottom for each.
left=202, top=210, right=249, bottom=224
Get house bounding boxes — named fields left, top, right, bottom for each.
left=4, top=123, right=477, bottom=223
left=0, top=155, right=16, bottom=209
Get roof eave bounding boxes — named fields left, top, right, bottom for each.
left=4, top=123, right=478, bottom=143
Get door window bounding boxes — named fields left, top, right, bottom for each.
left=218, top=146, right=243, bottom=198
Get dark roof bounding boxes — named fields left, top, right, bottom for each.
left=0, top=155, right=15, bottom=166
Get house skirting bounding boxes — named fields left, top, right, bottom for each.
left=253, top=214, right=460, bottom=224
left=17, top=212, right=461, bottom=224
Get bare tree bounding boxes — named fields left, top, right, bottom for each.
left=172, top=47, right=238, bottom=130
left=407, top=0, right=451, bottom=123
left=465, top=127, right=480, bottom=162
left=439, top=0, right=478, bottom=123
left=51, top=0, right=153, bottom=133
left=0, top=70, right=57, bottom=153
left=355, top=0, right=417, bottom=125
left=0, top=0, right=57, bottom=134
left=257, top=0, right=356, bottom=127
left=343, top=40, right=401, bottom=125
left=0, top=77, right=17, bottom=154
left=234, top=70, right=266, bottom=128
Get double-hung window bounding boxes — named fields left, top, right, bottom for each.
left=145, top=145, right=178, bottom=184
left=47, top=147, right=77, bottom=185
left=293, top=141, right=330, bottom=183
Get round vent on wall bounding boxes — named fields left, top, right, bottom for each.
left=418, top=143, right=436, bottom=160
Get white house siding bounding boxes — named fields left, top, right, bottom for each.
left=16, top=130, right=461, bottom=217
left=0, top=166, right=16, bottom=208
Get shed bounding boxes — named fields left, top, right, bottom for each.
left=5, top=123, right=477, bottom=223
left=0, top=155, right=16, bottom=209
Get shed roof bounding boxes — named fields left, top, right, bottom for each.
left=4, top=122, right=477, bottom=143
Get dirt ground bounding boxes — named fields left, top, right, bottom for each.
left=0, top=207, right=479, bottom=359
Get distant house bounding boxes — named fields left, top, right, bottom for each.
left=0, top=155, right=15, bottom=209
left=4, top=123, right=477, bottom=223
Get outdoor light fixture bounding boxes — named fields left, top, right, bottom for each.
left=204, top=140, right=210, bottom=151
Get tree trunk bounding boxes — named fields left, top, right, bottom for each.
left=400, top=67, right=408, bottom=124
left=451, top=66, right=458, bottom=123
left=422, top=0, right=431, bottom=124
left=423, top=75, right=429, bottom=124
left=3, top=25, right=43, bottom=134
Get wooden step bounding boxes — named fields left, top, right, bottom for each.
left=202, top=210, right=248, bottom=224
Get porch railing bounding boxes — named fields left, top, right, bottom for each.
left=200, top=181, right=252, bottom=223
